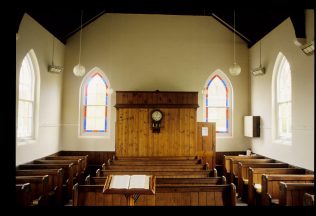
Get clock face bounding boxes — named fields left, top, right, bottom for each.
left=151, top=110, right=163, bottom=122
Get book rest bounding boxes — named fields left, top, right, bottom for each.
left=103, top=175, right=156, bottom=206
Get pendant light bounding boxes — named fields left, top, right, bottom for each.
left=73, top=10, right=86, bottom=77
left=229, top=9, right=241, bottom=76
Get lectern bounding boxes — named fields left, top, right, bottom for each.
left=103, top=175, right=156, bottom=206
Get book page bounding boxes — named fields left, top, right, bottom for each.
left=129, top=175, right=150, bottom=189
left=109, top=175, right=130, bottom=189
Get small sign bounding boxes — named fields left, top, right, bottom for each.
left=202, top=127, right=208, bottom=136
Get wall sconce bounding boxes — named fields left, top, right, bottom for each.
left=300, top=41, right=314, bottom=56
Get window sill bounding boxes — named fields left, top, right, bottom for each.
left=17, top=139, right=36, bottom=146
left=78, top=135, right=110, bottom=139
left=273, top=138, right=292, bottom=145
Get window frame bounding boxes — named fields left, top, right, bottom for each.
left=79, top=68, right=111, bottom=138
left=204, top=70, right=233, bottom=137
left=16, top=50, right=40, bottom=144
left=272, top=52, right=292, bottom=144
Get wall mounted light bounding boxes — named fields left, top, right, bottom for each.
left=48, top=37, right=63, bottom=73
left=251, top=40, right=265, bottom=76
left=300, top=41, right=314, bottom=56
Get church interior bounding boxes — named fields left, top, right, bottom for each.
left=15, top=4, right=314, bottom=207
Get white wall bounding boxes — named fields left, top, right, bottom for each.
left=16, top=14, right=65, bottom=165
left=61, top=13, right=250, bottom=152
left=249, top=10, right=314, bottom=170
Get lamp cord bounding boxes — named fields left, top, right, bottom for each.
left=233, top=9, right=236, bottom=64
left=259, top=40, right=262, bottom=67
left=78, top=10, right=83, bottom=66
left=52, top=37, right=54, bottom=65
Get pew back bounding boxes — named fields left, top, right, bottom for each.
left=97, top=169, right=212, bottom=178
left=279, top=182, right=314, bottom=206
left=230, top=158, right=274, bottom=184
left=72, top=183, right=236, bottom=206
left=248, top=168, right=306, bottom=205
left=303, top=193, right=314, bottom=206
left=223, top=155, right=264, bottom=182
left=18, top=163, right=74, bottom=199
left=261, top=174, right=314, bottom=206
left=16, top=175, right=50, bottom=206
left=237, top=162, right=288, bottom=198
left=16, top=183, right=32, bottom=207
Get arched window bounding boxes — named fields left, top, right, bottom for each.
left=204, top=71, right=233, bottom=136
left=17, top=51, right=39, bottom=140
left=273, top=53, right=292, bottom=142
left=80, top=68, right=111, bottom=137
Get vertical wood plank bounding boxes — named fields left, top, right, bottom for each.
left=189, top=109, right=196, bottom=156
left=103, top=194, right=113, bottom=206
left=95, top=191, right=104, bottom=206
left=190, top=192, right=199, bottom=206
left=206, top=191, right=215, bottom=206
left=179, top=109, right=185, bottom=156
left=214, top=192, right=223, bottom=206
left=199, top=192, right=207, bottom=206
left=184, top=109, right=190, bottom=155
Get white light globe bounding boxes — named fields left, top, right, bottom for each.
left=108, top=88, right=114, bottom=95
left=229, top=62, right=241, bottom=76
left=73, top=64, right=86, bottom=77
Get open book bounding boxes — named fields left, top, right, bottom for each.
left=109, top=175, right=150, bottom=190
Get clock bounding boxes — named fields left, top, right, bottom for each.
left=151, top=109, right=163, bottom=133
left=151, top=110, right=163, bottom=122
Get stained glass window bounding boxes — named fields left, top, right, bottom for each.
left=83, top=73, right=108, bottom=133
left=205, top=74, right=230, bottom=134
left=17, top=53, right=35, bottom=138
left=276, top=56, right=292, bottom=138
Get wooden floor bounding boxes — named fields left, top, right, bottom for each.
left=236, top=197, right=248, bottom=206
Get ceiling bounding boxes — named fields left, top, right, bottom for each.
left=16, top=4, right=309, bottom=48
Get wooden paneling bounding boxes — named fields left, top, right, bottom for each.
left=115, top=91, right=199, bottom=108
left=215, top=151, right=246, bottom=165
left=196, top=122, right=216, bottom=170
left=116, top=108, right=197, bottom=157
left=115, top=91, right=200, bottom=157
left=53, top=151, right=115, bottom=166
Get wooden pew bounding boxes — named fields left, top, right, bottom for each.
left=237, top=162, right=289, bottom=200
left=18, top=163, right=74, bottom=200
left=104, top=165, right=205, bottom=171
left=110, top=157, right=201, bottom=166
left=279, top=182, right=314, bottom=206
left=72, top=183, right=236, bottom=206
left=223, top=155, right=264, bottom=183
left=303, top=193, right=314, bottom=206
left=111, top=160, right=201, bottom=165
left=84, top=175, right=227, bottom=186
left=16, top=183, right=32, bottom=207
left=16, top=175, right=50, bottom=206
left=261, top=174, right=314, bottom=206
left=45, top=155, right=88, bottom=173
left=96, top=169, right=212, bottom=178
left=16, top=168, right=64, bottom=206
left=115, top=156, right=197, bottom=161
left=247, top=168, right=306, bottom=206
left=102, top=163, right=205, bottom=171
left=33, top=159, right=82, bottom=178
left=229, top=158, right=275, bottom=185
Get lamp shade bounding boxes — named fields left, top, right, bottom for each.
left=229, top=62, right=241, bottom=76
left=73, top=64, right=86, bottom=77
